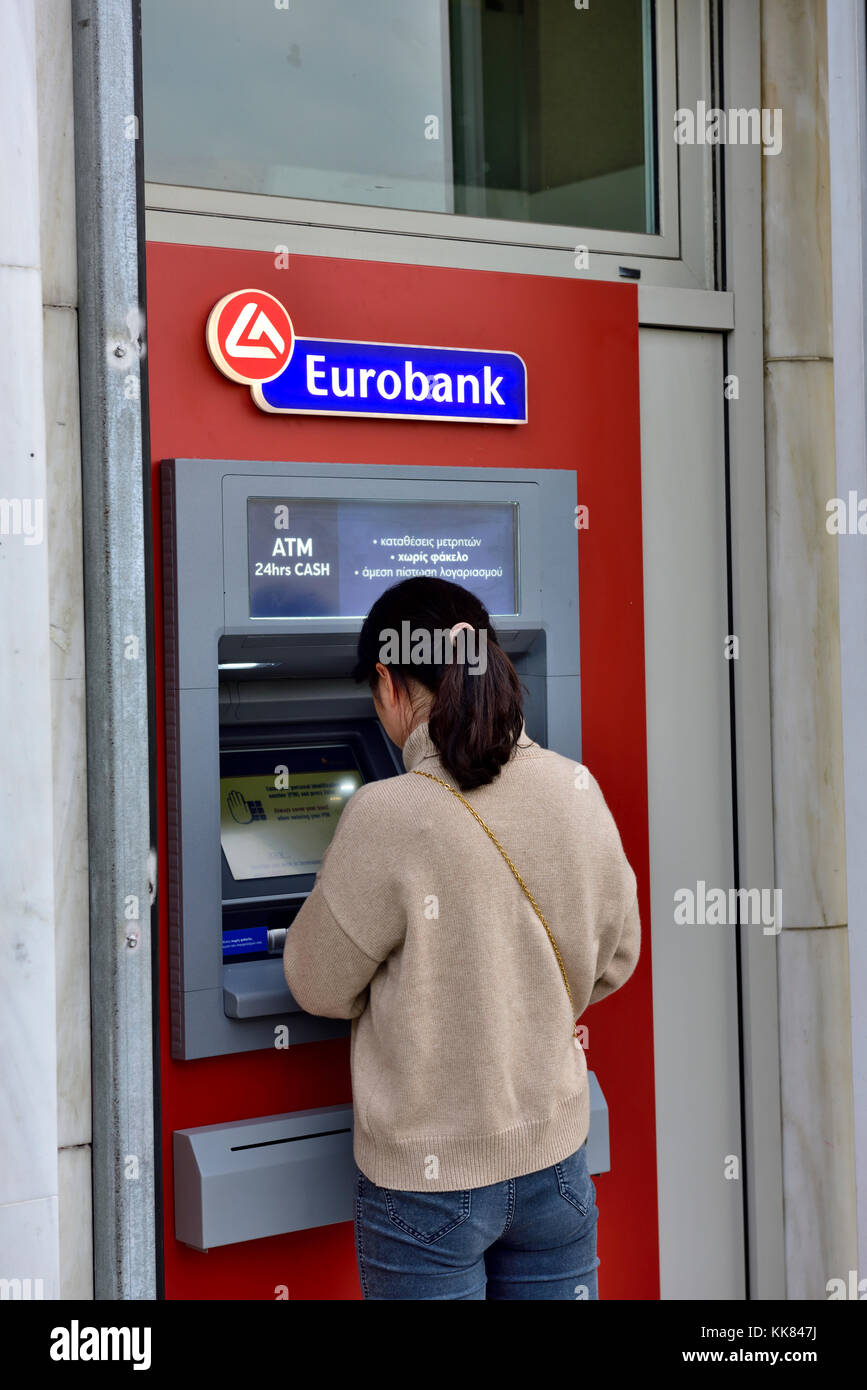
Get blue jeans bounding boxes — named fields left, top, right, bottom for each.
left=354, top=1141, right=600, bottom=1300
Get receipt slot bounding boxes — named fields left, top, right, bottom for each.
left=163, top=457, right=592, bottom=1244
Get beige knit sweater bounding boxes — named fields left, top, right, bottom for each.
left=283, top=720, right=640, bottom=1191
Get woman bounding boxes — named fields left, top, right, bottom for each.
left=284, top=576, right=640, bottom=1300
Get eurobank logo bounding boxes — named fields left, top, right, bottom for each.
left=205, top=289, right=527, bottom=425
left=207, top=288, right=295, bottom=384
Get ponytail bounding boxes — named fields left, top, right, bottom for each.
left=353, top=577, right=525, bottom=791
left=428, top=635, right=523, bottom=789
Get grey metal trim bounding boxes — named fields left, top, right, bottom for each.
left=720, top=0, right=786, bottom=1298
left=142, top=186, right=733, bottom=323
left=674, top=0, right=719, bottom=291
left=145, top=206, right=733, bottom=311
left=71, top=0, right=156, bottom=1298
left=827, top=0, right=867, bottom=1281
left=642, top=0, right=659, bottom=235
left=641, top=327, right=744, bottom=1298
left=143, top=178, right=683, bottom=261
left=638, top=286, right=733, bottom=330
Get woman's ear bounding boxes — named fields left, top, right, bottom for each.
left=375, top=662, right=398, bottom=708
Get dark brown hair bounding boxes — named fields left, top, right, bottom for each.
left=353, top=577, right=524, bottom=791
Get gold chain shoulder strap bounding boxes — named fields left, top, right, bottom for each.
left=411, top=768, right=580, bottom=1045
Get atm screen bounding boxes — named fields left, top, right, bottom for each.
left=247, top=496, right=518, bottom=619
left=219, top=745, right=363, bottom=881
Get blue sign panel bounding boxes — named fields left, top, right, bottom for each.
left=222, top=926, right=269, bottom=958
left=247, top=497, right=519, bottom=618
left=252, top=337, right=527, bottom=425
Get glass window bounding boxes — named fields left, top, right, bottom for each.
left=142, top=0, right=657, bottom=235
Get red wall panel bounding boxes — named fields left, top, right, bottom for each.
left=145, top=243, right=657, bottom=1299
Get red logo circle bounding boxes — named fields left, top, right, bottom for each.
left=206, top=289, right=294, bottom=385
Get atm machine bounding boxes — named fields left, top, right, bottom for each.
left=163, top=457, right=607, bottom=1252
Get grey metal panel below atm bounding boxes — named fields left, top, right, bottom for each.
left=174, top=1075, right=608, bottom=1250
left=173, top=1105, right=356, bottom=1251
left=162, top=459, right=580, bottom=1060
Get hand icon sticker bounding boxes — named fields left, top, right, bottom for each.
left=227, top=789, right=253, bottom=824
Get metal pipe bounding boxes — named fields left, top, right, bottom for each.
left=71, top=0, right=157, bottom=1299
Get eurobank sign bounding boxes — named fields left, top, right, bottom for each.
left=206, top=288, right=527, bottom=425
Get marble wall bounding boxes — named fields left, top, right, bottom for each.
left=761, top=0, right=858, bottom=1299
left=0, top=0, right=60, bottom=1299
left=36, top=0, right=93, bottom=1298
